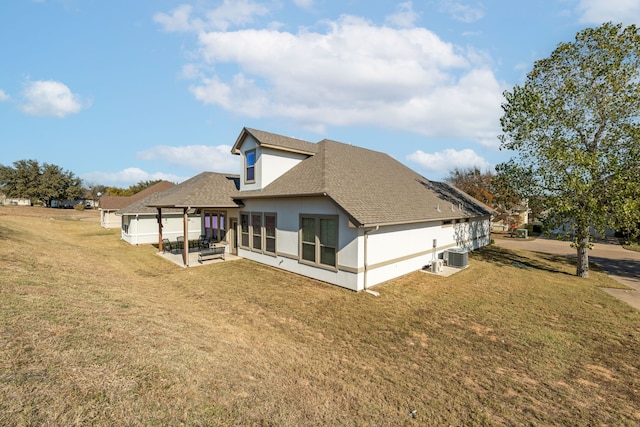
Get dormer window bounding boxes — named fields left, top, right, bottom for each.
left=245, top=149, right=256, bottom=182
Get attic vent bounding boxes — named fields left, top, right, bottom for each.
left=436, top=204, right=441, bottom=212
left=451, top=204, right=455, bottom=211
left=446, top=248, right=468, bottom=268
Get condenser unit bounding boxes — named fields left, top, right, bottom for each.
left=446, top=248, right=468, bottom=268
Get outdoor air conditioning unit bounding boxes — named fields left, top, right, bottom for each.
left=446, top=248, right=468, bottom=268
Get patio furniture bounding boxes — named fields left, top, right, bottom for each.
left=198, top=245, right=225, bottom=263
left=176, top=236, right=184, bottom=250
left=198, top=235, right=210, bottom=249
left=162, top=238, right=173, bottom=254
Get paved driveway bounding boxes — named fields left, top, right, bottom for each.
left=494, top=236, right=640, bottom=311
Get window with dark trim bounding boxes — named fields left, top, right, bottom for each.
left=300, top=215, right=338, bottom=268
left=204, top=209, right=227, bottom=241
left=240, top=213, right=249, bottom=247
left=265, top=213, right=276, bottom=255
left=245, top=149, right=256, bottom=182
left=252, top=213, right=262, bottom=250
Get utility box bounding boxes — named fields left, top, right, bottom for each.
left=515, top=229, right=528, bottom=238
left=431, top=259, right=444, bottom=273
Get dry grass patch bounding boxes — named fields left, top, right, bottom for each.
left=1, top=206, right=639, bottom=426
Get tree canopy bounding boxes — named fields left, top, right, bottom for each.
left=0, top=159, right=84, bottom=207
left=445, top=167, right=494, bottom=206
left=498, top=22, right=640, bottom=277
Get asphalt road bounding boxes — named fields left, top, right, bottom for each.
left=494, top=236, right=640, bottom=311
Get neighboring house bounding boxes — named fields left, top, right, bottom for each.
left=0, top=194, right=31, bottom=206
left=122, top=173, right=239, bottom=246
left=99, top=181, right=174, bottom=229
left=150, top=128, right=494, bottom=292
left=491, top=204, right=530, bottom=232
left=116, top=192, right=197, bottom=246
left=149, top=172, right=243, bottom=265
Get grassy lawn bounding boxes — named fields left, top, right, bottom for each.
left=1, top=206, right=639, bottom=426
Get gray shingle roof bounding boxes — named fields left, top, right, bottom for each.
left=147, top=172, right=242, bottom=208
left=232, top=127, right=318, bottom=155
left=240, top=139, right=494, bottom=227
left=99, top=181, right=175, bottom=211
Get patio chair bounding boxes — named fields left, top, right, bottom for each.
left=198, top=235, right=210, bottom=249
left=162, top=238, right=173, bottom=254
left=176, top=236, right=184, bottom=250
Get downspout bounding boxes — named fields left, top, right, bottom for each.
left=363, top=226, right=379, bottom=295
left=135, top=214, right=139, bottom=246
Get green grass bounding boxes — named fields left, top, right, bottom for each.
left=1, top=206, right=640, bottom=426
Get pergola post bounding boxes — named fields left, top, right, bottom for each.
left=157, top=208, right=163, bottom=251
left=183, top=207, right=189, bottom=266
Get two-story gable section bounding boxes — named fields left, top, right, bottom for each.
left=236, top=135, right=495, bottom=291
left=231, top=128, right=318, bottom=191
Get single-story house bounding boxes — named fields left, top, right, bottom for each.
left=1, top=194, right=31, bottom=206
left=149, top=128, right=494, bottom=292
left=116, top=189, right=201, bottom=245
left=99, top=181, right=175, bottom=229
left=148, top=172, right=243, bottom=264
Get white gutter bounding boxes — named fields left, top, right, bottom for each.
left=363, top=226, right=380, bottom=296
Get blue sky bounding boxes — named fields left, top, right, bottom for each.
left=1, top=0, right=639, bottom=187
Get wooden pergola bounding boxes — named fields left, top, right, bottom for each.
left=147, top=172, right=242, bottom=267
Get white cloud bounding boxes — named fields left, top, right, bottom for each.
left=385, top=1, right=419, bottom=28
left=81, top=168, right=185, bottom=187
left=154, top=4, right=198, bottom=32
left=137, top=144, right=239, bottom=173
left=293, top=0, right=314, bottom=10
left=576, top=0, right=640, bottom=24
left=438, top=0, right=484, bottom=23
left=154, top=0, right=270, bottom=33
left=176, top=13, right=504, bottom=145
left=406, top=148, right=491, bottom=177
left=20, top=80, right=89, bottom=117
left=0, top=89, right=10, bottom=101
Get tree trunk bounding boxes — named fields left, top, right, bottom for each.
left=575, top=227, right=590, bottom=278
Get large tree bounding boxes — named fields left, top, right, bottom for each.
left=0, top=159, right=84, bottom=207
left=445, top=167, right=494, bottom=206
left=498, top=23, right=640, bottom=277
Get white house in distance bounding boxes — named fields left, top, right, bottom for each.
left=116, top=187, right=202, bottom=245
left=99, top=181, right=175, bottom=229
left=150, top=128, right=494, bottom=292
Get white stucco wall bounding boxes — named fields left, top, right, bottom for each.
left=238, top=197, right=360, bottom=290
left=120, top=214, right=201, bottom=245
left=238, top=136, right=309, bottom=192
left=238, top=196, right=492, bottom=292
left=260, top=147, right=308, bottom=189
left=101, top=210, right=120, bottom=229
left=362, top=216, right=491, bottom=289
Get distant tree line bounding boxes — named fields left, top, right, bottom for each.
left=0, top=159, right=163, bottom=207
left=444, top=167, right=535, bottom=223
left=0, top=160, right=84, bottom=207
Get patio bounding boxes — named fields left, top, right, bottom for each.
left=157, top=247, right=241, bottom=268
